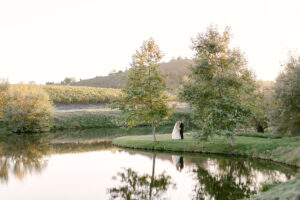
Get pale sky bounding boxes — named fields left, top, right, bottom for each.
left=1, top=0, right=300, bottom=84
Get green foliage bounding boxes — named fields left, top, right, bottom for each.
left=42, top=85, right=121, bottom=104
left=52, top=110, right=124, bottom=129
left=248, top=81, right=274, bottom=132
left=271, top=55, right=300, bottom=136
left=180, top=25, right=256, bottom=145
left=1, top=84, right=53, bottom=133
left=114, top=38, right=173, bottom=141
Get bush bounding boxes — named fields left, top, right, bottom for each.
left=1, top=84, right=53, bottom=133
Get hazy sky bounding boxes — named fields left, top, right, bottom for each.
left=1, top=0, right=300, bottom=84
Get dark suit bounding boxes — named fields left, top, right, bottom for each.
left=179, top=122, right=184, bottom=139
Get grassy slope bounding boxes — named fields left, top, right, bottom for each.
left=112, top=134, right=300, bottom=167
left=249, top=175, right=300, bottom=200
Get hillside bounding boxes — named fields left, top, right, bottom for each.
left=71, top=58, right=193, bottom=89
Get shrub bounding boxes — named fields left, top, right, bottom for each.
left=2, top=84, right=53, bottom=133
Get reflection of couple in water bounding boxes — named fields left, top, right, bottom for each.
left=172, top=155, right=184, bottom=172
left=171, top=120, right=184, bottom=140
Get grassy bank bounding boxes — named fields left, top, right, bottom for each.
left=112, top=134, right=300, bottom=167
left=249, top=175, right=300, bottom=200
left=1, top=109, right=192, bottom=132
left=52, top=110, right=193, bottom=130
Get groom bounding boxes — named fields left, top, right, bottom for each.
left=179, top=120, right=184, bottom=140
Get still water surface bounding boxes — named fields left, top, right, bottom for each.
left=0, top=127, right=297, bottom=200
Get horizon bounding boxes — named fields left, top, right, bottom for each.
left=1, top=0, right=300, bottom=84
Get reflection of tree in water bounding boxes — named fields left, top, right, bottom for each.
left=191, top=161, right=254, bottom=200
left=108, top=154, right=176, bottom=200
left=189, top=158, right=296, bottom=200
left=0, top=134, right=50, bottom=183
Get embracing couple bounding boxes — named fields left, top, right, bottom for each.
left=172, top=120, right=184, bottom=140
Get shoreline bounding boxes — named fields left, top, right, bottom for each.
left=112, top=134, right=300, bottom=167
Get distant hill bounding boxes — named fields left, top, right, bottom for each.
left=71, top=58, right=193, bottom=90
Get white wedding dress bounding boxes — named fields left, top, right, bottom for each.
left=172, top=122, right=181, bottom=140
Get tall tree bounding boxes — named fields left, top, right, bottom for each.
left=271, top=55, right=300, bottom=136
left=115, top=38, right=172, bottom=142
left=180, top=25, right=255, bottom=146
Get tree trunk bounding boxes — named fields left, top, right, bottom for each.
left=230, top=135, right=236, bottom=147
left=149, top=154, right=156, bottom=200
left=152, top=122, right=156, bottom=142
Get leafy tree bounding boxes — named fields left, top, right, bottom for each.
left=114, top=38, right=172, bottom=141
left=61, top=77, right=76, bottom=85
left=180, top=25, right=256, bottom=146
left=271, top=55, right=300, bottom=136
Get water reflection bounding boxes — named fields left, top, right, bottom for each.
left=0, top=129, right=298, bottom=200
left=0, top=134, right=50, bottom=183
left=187, top=156, right=296, bottom=199
left=108, top=154, right=176, bottom=200
left=0, top=134, right=115, bottom=184
left=121, top=151, right=297, bottom=200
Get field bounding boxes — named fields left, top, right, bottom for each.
left=42, top=85, right=121, bottom=104
left=40, top=85, right=176, bottom=104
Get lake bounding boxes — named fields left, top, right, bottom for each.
left=0, top=127, right=298, bottom=200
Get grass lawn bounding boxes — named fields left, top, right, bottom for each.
left=112, top=134, right=300, bottom=167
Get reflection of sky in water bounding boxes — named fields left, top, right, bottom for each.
left=0, top=146, right=297, bottom=200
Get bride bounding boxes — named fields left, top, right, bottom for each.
left=172, top=121, right=181, bottom=140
